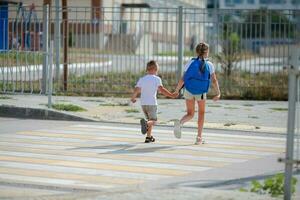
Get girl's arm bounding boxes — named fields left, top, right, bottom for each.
left=158, top=86, right=176, bottom=98
left=211, top=73, right=221, bottom=101
left=174, top=77, right=184, bottom=93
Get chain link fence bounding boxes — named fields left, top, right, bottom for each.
left=0, top=5, right=299, bottom=99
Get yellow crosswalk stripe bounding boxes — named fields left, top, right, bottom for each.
left=17, top=131, right=284, bottom=153
left=0, top=145, right=228, bottom=168
left=0, top=155, right=189, bottom=176
left=0, top=167, right=142, bottom=185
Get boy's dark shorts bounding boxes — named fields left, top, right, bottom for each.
left=141, top=105, right=157, bottom=121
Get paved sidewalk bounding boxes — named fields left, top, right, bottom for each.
left=0, top=94, right=288, bottom=134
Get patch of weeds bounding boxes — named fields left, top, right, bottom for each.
left=100, top=102, right=129, bottom=107
left=159, top=102, right=172, bottom=105
left=224, top=122, right=236, bottom=127
left=52, top=103, right=86, bottom=112
left=243, top=103, right=254, bottom=107
left=255, top=126, right=261, bottom=129
left=270, top=107, right=288, bottom=111
left=100, top=103, right=117, bottom=106
left=224, top=107, right=239, bottom=110
left=240, top=174, right=297, bottom=197
left=125, top=108, right=139, bottom=113
left=239, top=188, right=248, bottom=192
left=208, top=104, right=222, bottom=107
left=0, top=96, right=13, bottom=100
left=248, top=115, right=259, bottom=119
left=57, top=99, right=70, bottom=102
left=83, top=99, right=105, bottom=103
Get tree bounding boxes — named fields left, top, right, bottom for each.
left=215, top=32, right=241, bottom=77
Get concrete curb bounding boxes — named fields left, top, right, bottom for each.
left=0, top=105, right=96, bottom=122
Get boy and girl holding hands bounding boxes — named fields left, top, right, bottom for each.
left=131, top=42, right=221, bottom=144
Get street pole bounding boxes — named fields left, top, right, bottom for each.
left=48, top=40, right=53, bottom=108
left=42, top=4, right=49, bottom=94
left=55, top=0, right=60, bottom=83
left=62, top=0, right=68, bottom=91
left=284, top=46, right=299, bottom=200
left=177, top=6, right=184, bottom=82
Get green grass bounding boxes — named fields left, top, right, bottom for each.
left=125, top=108, right=139, bottom=113
left=270, top=107, right=288, bottom=111
left=52, top=103, right=86, bottom=112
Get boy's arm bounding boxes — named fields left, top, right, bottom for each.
left=131, top=87, right=141, bottom=103
left=158, top=86, right=176, bottom=98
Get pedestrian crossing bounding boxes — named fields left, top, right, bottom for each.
left=0, top=123, right=286, bottom=198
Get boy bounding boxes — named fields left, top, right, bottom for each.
left=131, top=60, right=175, bottom=143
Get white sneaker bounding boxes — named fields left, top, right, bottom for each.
left=174, top=120, right=182, bottom=139
left=195, top=137, right=205, bottom=145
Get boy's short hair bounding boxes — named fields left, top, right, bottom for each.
left=146, top=60, right=158, bottom=71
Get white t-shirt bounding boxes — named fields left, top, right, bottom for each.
left=184, top=59, right=215, bottom=74
left=136, top=74, right=162, bottom=105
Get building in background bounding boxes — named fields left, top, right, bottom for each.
left=2, top=0, right=208, bottom=54
left=216, top=0, right=299, bottom=9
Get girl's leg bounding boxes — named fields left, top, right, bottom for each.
left=180, top=99, right=195, bottom=124
left=196, top=99, right=206, bottom=138
left=174, top=99, right=195, bottom=139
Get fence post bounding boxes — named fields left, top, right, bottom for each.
left=177, top=6, right=184, bottom=82
left=48, top=40, right=54, bottom=108
left=55, top=0, right=60, bottom=83
left=42, top=4, right=49, bottom=94
left=284, top=47, right=299, bottom=200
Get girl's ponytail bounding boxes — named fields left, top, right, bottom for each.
left=195, top=42, right=209, bottom=73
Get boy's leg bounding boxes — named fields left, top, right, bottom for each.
left=140, top=106, right=149, bottom=134
left=146, top=120, right=156, bottom=137
left=144, top=105, right=157, bottom=143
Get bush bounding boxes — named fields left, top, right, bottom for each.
left=52, top=103, right=86, bottom=112
left=244, top=174, right=297, bottom=197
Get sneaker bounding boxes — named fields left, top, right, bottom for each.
left=145, top=136, right=155, bottom=143
left=140, top=118, right=147, bottom=135
left=195, top=137, right=205, bottom=145
left=173, top=119, right=182, bottom=139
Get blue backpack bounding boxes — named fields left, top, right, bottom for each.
left=183, top=58, right=211, bottom=95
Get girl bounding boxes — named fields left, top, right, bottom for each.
left=173, top=42, right=221, bottom=144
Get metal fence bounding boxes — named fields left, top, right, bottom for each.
left=0, top=5, right=299, bottom=99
